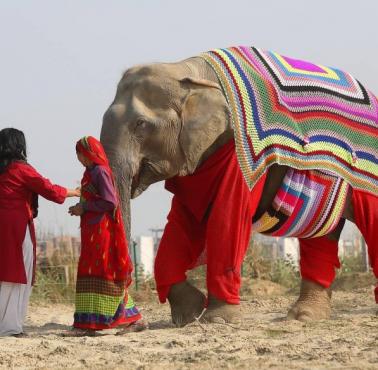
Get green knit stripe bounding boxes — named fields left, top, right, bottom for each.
left=201, top=47, right=378, bottom=195
left=125, top=294, right=135, bottom=309
left=75, top=292, right=123, bottom=316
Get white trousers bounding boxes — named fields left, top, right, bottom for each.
left=0, top=226, right=33, bottom=336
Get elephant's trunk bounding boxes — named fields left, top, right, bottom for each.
left=101, top=106, right=136, bottom=246
left=114, top=165, right=132, bottom=246
left=104, top=148, right=133, bottom=246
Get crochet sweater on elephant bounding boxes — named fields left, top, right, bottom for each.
left=201, top=46, right=378, bottom=196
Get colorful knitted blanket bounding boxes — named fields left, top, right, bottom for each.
left=252, top=168, right=349, bottom=238
left=201, top=47, right=378, bottom=195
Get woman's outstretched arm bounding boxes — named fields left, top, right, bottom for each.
left=19, top=162, right=79, bottom=203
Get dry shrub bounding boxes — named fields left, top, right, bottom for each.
left=337, top=255, right=366, bottom=276
left=334, top=255, right=375, bottom=291
left=31, top=269, right=76, bottom=304
left=269, top=258, right=300, bottom=289
left=187, top=265, right=206, bottom=290
left=32, top=236, right=373, bottom=304
left=243, top=238, right=300, bottom=290
left=243, top=240, right=274, bottom=280
left=129, top=277, right=157, bottom=302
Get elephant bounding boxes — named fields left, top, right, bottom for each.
left=100, top=46, right=377, bottom=326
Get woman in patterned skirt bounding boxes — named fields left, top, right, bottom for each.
left=68, top=136, right=144, bottom=335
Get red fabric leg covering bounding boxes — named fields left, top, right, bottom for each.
left=351, top=189, right=378, bottom=303
left=299, top=236, right=340, bottom=288
left=205, top=156, right=266, bottom=304
left=154, top=142, right=266, bottom=305
left=154, top=197, right=206, bottom=303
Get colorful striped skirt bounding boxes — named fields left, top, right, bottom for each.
left=73, top=277, right=141, bottom=330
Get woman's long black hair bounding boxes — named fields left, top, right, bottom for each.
left=0, top=128, right=27, bottom=174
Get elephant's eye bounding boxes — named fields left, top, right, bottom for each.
left=134, top=119, right=146, bottom=131
left=134, top=118, right=156, bottom=139
left=134, top=119, right=152, bottom=139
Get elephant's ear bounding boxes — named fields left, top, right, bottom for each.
left=180, top=77, right=222, bottom=91
left=178, top=78, right=230, bottom=174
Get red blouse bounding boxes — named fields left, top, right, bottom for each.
left=0, top=161, right=67, bottom=284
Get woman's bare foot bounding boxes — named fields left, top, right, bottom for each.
left=116, top=320, right=148, bottom=335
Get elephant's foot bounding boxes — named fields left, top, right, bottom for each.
left=287, top=279, right=332, bottom=322
left=168, top=281, right=206, bottom=327
left=202, top=295, right=242, bottom=324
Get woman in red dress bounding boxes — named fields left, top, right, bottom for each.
left=68, top=136, right=143, bottom=335
left=0, top=128, right=80, bottom=337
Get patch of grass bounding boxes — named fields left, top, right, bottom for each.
left=129, top=277, right=157, bottom=303
left=242, top=238, right=300, bottom=290
left=32, top=236, right=373, bottom=305
left=269, top=258, right=300, bottom=289
left=333, top=272, right=376, bottom=291
left=31, top=269, right=75, bottom=304
left=337, top=256, right=367, bottom=276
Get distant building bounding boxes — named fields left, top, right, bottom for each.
left=276, top=237, right=299, bottom=264
left=36, top=235, right=81, bottom=263
left=130, top=236, right=155, bottom=277
left=149, top=228, right=164, bottom=255
left=339, top=236, right=363, bottom=258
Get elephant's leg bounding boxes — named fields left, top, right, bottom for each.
left=287, top=279, right=333, bottom=321
left=351, top=189, right=378, bottom=308
left=154, top=197, right=207, bottom=327
left=168, top=281, right=206, bottom=327
left=202, top=295, right=242, bottom=324
left=200, top=161, right=269, bottom=325
left=288, top=220, right=345, bottom=321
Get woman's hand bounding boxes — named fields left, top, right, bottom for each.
left=67, top=187, right=81, bottom=197
left=69, top=203, right=84, bottom=216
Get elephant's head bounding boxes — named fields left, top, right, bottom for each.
left=100, top=58, right=233, bottom=238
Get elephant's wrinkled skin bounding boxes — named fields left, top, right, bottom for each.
left=100, top=56, right=356, bottom=326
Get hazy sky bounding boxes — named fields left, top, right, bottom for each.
left=1, top=0, right=377, bottom=238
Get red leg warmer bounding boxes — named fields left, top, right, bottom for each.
left=154, top=197, right=206, bottom=303
left=299, top=236, right=340, bottom=288
left=351, top=188, right=378, bottom=303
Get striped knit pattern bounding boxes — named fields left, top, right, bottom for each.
left=201, top=47, right=378, bottom=195
left=253, top=168, right=349, bottom=238
left=74, top=277, right=141, bottom=329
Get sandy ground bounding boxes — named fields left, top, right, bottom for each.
left=1, top=281, right=378, bottom=370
